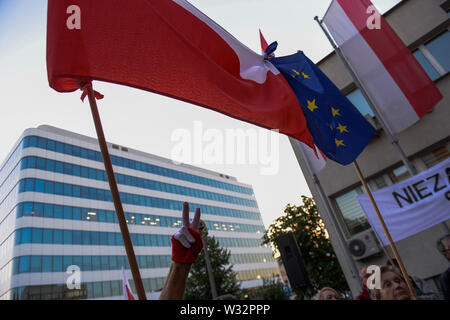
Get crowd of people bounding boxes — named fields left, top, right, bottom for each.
left=316, top=234, right=450, bottom=300
left=161, top=202, right=450, bottom=300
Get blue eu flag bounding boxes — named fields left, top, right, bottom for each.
left=271, top=51, right=376, bottom=165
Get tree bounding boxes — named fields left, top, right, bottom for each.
left=184, top=225, right=241, bottom=300
left=252, top=277, right=290, bottom=300
left=263, top=196, right=349, bottom=299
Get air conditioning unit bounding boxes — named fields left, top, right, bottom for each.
left=347, top=229, right=380, bottom=260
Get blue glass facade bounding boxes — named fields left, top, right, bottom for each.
left=22, top=136, right=254, bottom=195
left=14, top=202, right=265, bottom=233
left=17, top=177, right=260, bottom=220
left=9, top=265, right=281, bottom=300
left=13, top=227, right=264, bottom=248
left=12, top=252, right=273, bottom=275
left=20, top=156, right=258, bottom=208
left=0, top=127, right=278, bottom=300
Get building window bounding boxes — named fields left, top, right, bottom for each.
left=22, top=136, right=255, bottom=195
left=42, top=256, right=52, bottom=273
left=373, top=176, right=387, bottom=190
left=54, top=230, right=63, bottom=244
left=413, top=50, right=441, bottom=81
left=31, top=228, right=42, bottom=243
left=43, top=229, right=53, bottom=244
left=53, top=256, right=62, bottom=272
left=422, top=145, right=450, bottom=169
left=426, top=32, right=450, bottom=72
left=346, top=89, right=374, bottom=117
left=414, top=31, right=450, bottom=80
left=19, top=256, right=30, bottom=274
left=388, top=165, right=411, bottom=184
left=334, top=188, right=370, bottom=236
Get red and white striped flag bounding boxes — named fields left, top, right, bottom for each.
left=259, top=29, right=269, bottom=54
left=122, top=267, right=135, bottom=300
left=46, top=0, right=314, bottom=148
left=323, top=0, right=442, bottom=134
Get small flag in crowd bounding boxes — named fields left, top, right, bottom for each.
left=122, top=267, right=135, bottom=300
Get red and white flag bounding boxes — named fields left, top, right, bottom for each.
left=46, top=0, right=313, bottom=147
left=122, top=267, right=135, bottom=300
left=259, top=29, right=270, bottom=54
left=323, top=0, right=443, bottom=134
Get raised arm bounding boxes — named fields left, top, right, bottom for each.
left=159, top=202, right=202, bottom=300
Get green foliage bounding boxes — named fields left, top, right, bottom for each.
left=252, top=277, right=290, bottom=300
left=263, top=196, right=349, bottom=299
left=184, top=227, right=241, bottom=300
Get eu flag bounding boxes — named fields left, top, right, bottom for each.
left=271, top=51, right=376, bottom=165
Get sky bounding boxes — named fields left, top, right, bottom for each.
left=0, top=0, right=401, bottom=228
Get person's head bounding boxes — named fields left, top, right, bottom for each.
left=359, top=266, right=370, bottom=287
left=369, top=266, right=411, bottom=300
left=317, top=287, right=341, bottom=300
left=437, top=234, right=450, bottom=261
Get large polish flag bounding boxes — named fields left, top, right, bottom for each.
left=323, top=0, right=443, bottom=134
left=46, top=0, right=313, bottom=147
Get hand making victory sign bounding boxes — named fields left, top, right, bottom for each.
left=160, top=202, right=204, bottom=300
left=173, top=202, right=201, bottom=249
left=172, top=202, right=203, bottom=263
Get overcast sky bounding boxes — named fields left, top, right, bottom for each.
left=0, top=0, right=401, bottom=228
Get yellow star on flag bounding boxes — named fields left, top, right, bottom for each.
left=332, top=107, right=341, bottom=117
left=336, top=123, right=349, bottom=133
left=302, top=72, right=310, bottom=79
left=307, top=99, right=319, bottom=112
left=335, top=139, right=345, bottom=147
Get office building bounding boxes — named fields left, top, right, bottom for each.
left=0, top=125, right=278, bottom=299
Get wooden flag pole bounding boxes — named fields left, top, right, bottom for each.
left=85, top=83, right=147, bottom=300
left=353, top=161, right=418, bottom=300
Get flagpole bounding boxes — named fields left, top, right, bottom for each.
left=290, top=138, right=362, bottom=293
left=85, top=83, right=147, bottom=300
left=353, top=161, right=418, bottom=300
left=313, top=16, right=449, bottom=235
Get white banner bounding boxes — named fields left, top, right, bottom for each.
left=357, top=158, right=450, bottom=246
